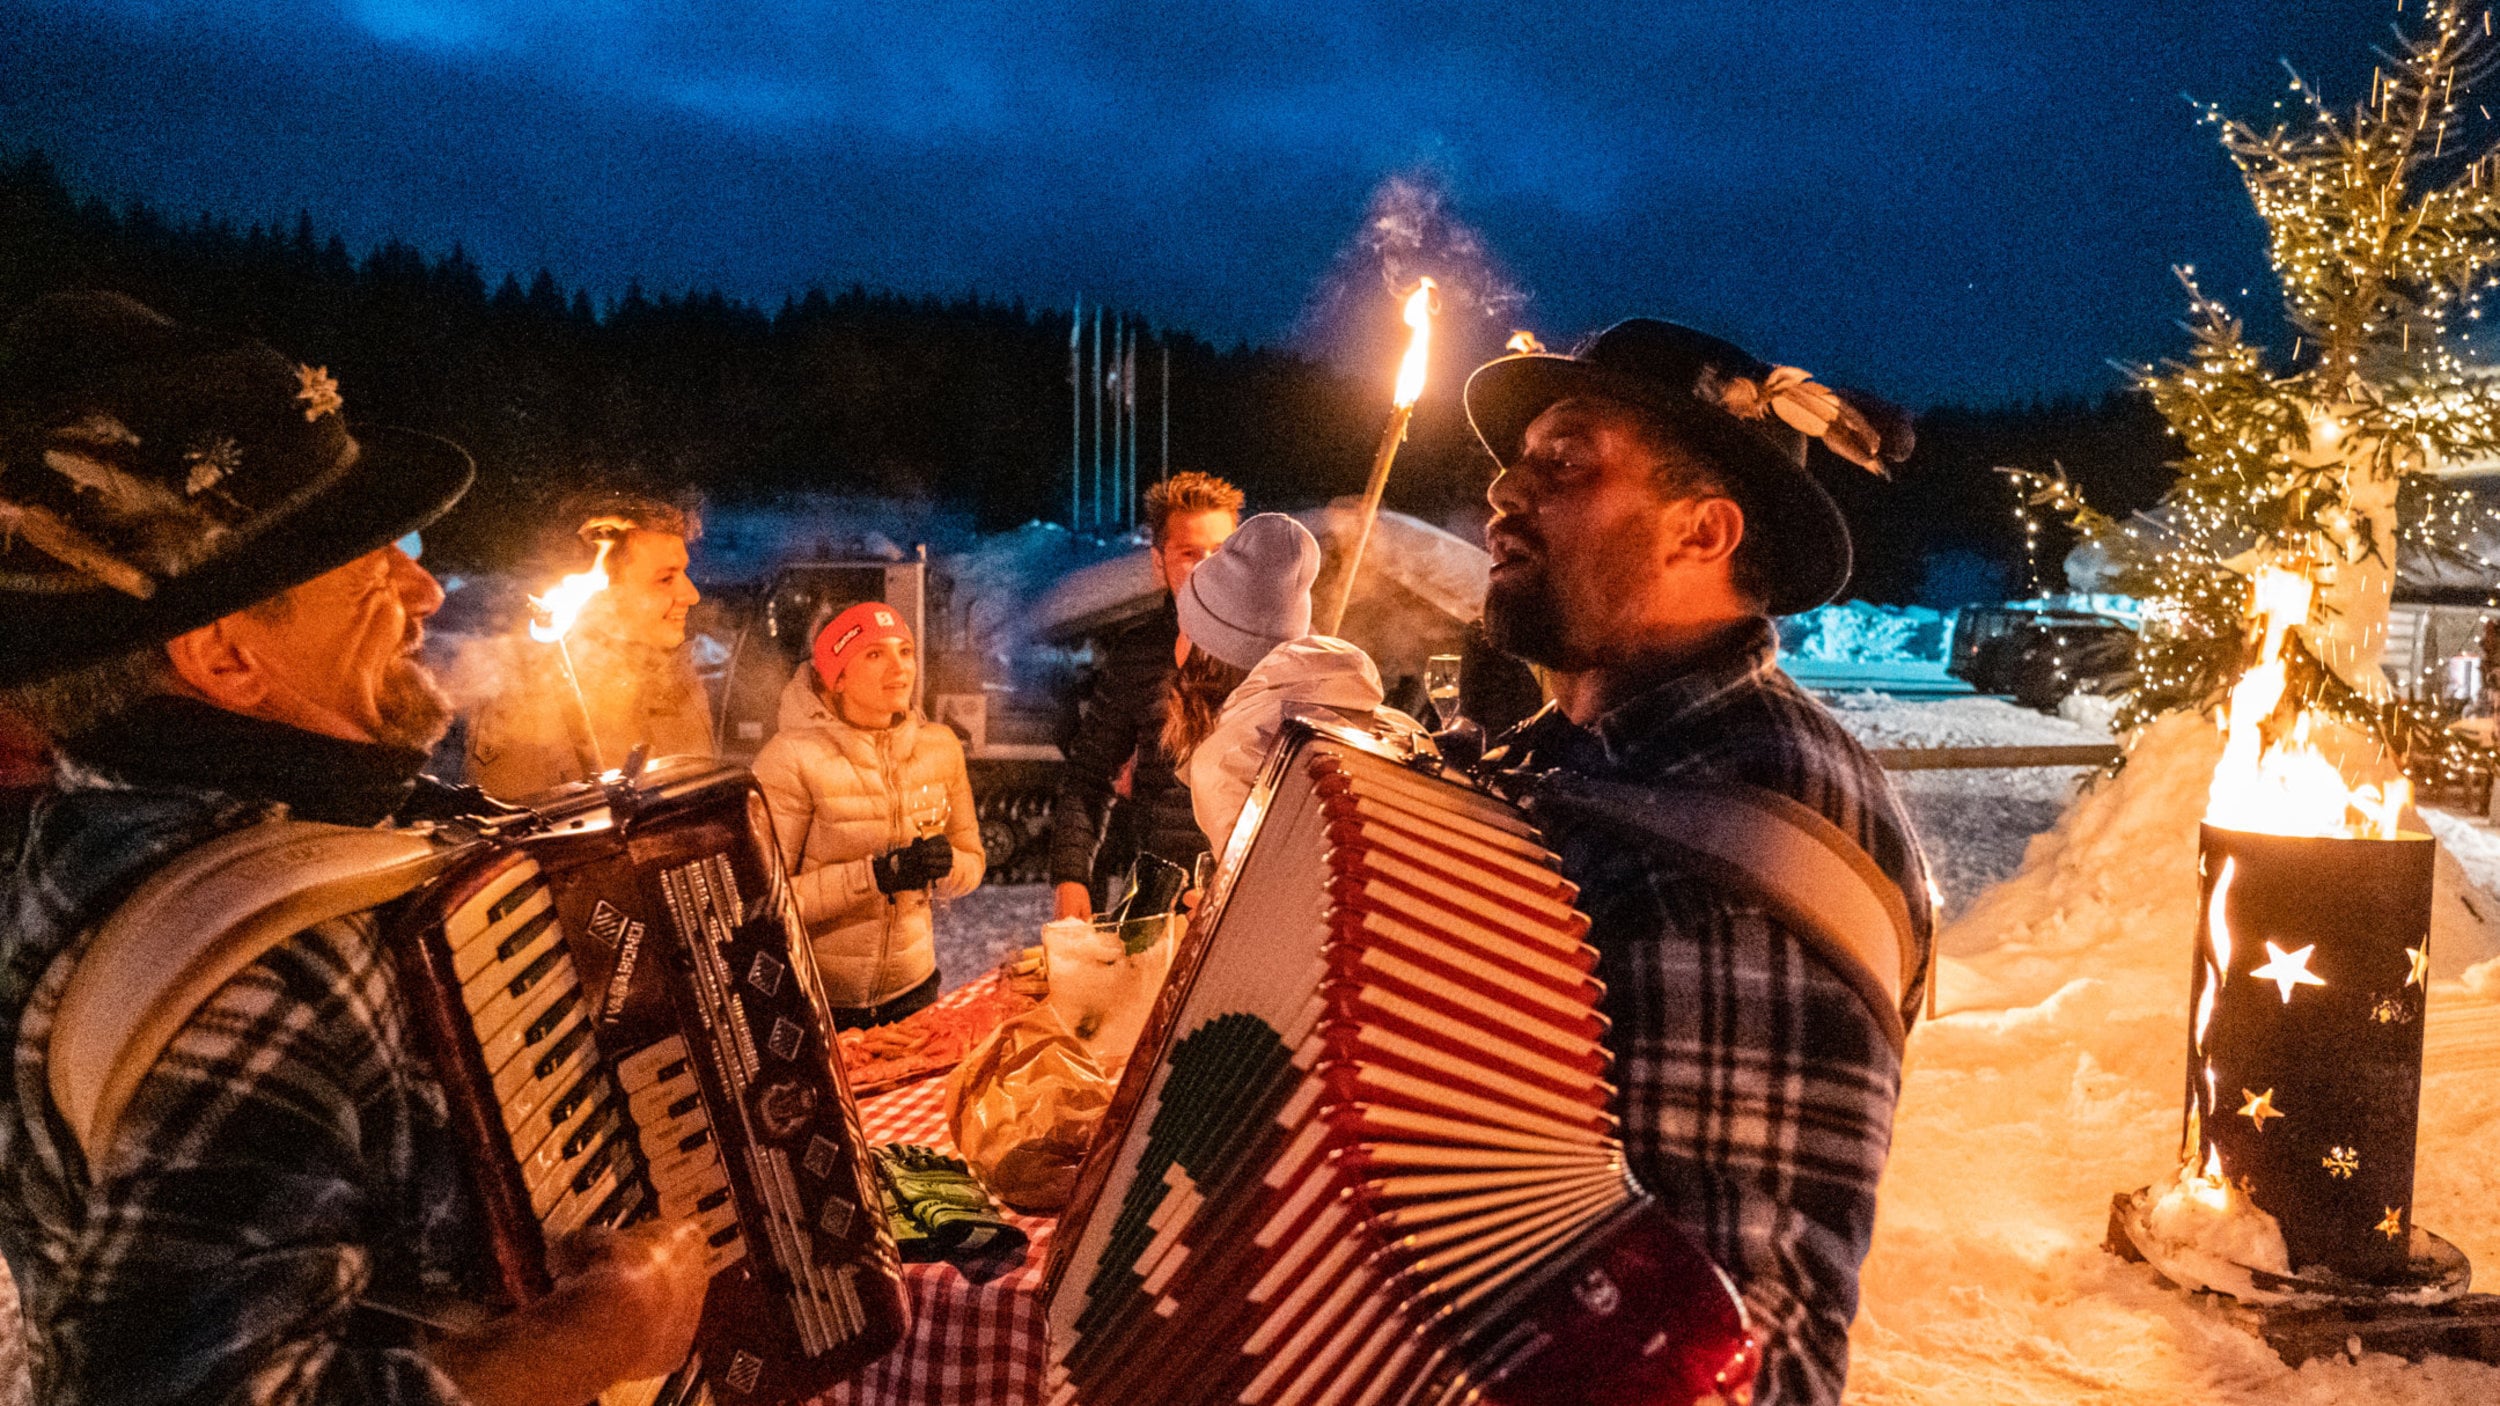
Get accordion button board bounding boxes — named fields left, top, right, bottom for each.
left=393, top=763, right=908, bottom=1404
left=1046, top=723, right=1756, bottom=1406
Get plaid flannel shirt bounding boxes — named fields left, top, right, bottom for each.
left=1491, top=618, right=1932, bottom=1406
left=1, top=755, right=485, bottom=1405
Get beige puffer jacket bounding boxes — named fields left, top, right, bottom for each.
left=752, top=666, right=984, bottom=1010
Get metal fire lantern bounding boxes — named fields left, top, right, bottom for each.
left=2187, top=823, right=2434, bottom=1282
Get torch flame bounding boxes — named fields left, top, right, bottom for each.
left=528, top=537, right=616, bottom=644
left=1393, top=279, right=1435, bottom=409
left=2203, top=565, right=2412, bottom=839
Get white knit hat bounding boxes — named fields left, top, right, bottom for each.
left=1174, top=512, right=1319, bottom=670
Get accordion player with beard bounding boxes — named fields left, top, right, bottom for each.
left=1043, top=717, right=1757, bottom=1406
left=387, top=758, right=911, bottom=1404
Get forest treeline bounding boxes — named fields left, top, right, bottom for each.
left=0, top=150, right=2174, bottom=600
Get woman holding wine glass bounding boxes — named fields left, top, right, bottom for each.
left=753, top=601, right=985, bottom=1027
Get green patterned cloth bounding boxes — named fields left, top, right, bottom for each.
left=874, top=1143, right=1027, bottom=1262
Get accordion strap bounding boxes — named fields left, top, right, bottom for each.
left=1532, top=774, right=1916, bottom=1053
left=49, top=818, right=461, bottom=1164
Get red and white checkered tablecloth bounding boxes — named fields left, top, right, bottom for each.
left=814, top=1026, right=1058, bottom=1404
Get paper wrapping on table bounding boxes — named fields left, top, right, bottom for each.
left=944, top=1002, right=1120, bottom=1214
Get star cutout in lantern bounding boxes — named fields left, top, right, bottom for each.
left=2377, top=1207, right=2406, bottom=1241
left=2406, top=945, right=2430, bottom=988
left=2249, top=942, right=2327, bottom=1003
left=2238, top=1088, right=2285, bottom=1130
left=2323, top=1146, right=2359, bottom=1178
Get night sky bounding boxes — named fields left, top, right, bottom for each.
left=3, top=2, right=2410, bottom=405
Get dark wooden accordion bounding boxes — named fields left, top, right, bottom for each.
left=1045, top=719, right=1756, bottom=1406
left=388, top=758, right=908, bottom=1403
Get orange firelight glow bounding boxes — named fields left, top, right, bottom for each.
left=1505, top=330, right=1545, bottom=355
left=2203, top=564, right=2411, bottom=840
left=528, top=536, right=616, bottom=644
left=1393, top=279, right=1435, bottom=409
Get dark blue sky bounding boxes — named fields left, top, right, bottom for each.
left=3, top=1, right=2407, bottom=404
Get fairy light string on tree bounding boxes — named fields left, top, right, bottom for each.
left=2011, top=0, right=2500, bottom=797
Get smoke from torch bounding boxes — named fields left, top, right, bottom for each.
left=528, top=535, right=618, bottom=777
left=1321, top=279, right=1436, bottom=636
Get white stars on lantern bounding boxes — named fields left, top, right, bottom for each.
left=2250, top=942, right=2328, bottom=1003
left=2323, top=1146, right=2359, bottom=1178
left=2238, top=1088, right=2285, bottom=1130
left=2405, top=945, right=2430, bottom=988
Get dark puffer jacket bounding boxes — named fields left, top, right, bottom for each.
left=1048, top=601, right=1208, bottom=896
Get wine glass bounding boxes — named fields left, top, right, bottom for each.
left=907, top=782, right=950, bottom=840
left=1424, top=653, right=1463, bottom=729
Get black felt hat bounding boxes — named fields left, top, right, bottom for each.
left=0, top=292, right=474, bottom=686
left=1464, top=318, right=1911, bottom=615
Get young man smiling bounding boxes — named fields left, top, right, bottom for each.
left=1048, top=470, right=1243, bottom=919
left=1465, top=320, right=1929, bottom=1406
left=467, top=493, right=714, bottom=799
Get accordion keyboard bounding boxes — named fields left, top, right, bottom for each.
left=396, top=764, right=909, bottom=1406
left=440, top=857, right=653, bottom=1239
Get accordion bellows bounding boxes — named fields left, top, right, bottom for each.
left=1046, top=720, right=1754, bottom=1406
left=391, top=761, right=908, bottom=1404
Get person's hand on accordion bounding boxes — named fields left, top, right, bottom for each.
left=871, top=833, right=955, bottom=895
left=428, top=1219, right=712, bottom=1406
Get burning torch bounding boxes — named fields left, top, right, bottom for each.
left=1319, top=278, right=1435, bottom=637
left=528, top=525, right=624, bottom=780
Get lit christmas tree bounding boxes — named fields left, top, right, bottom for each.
left=2018, top=0, right=2500, bottom=791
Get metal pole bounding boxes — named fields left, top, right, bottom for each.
left=1111, top=317, right=1125, bottom=533
left=1091, top=305, right=1104, bottom=533
left=1069, top=297, right=1082, bottom=531
left=1130, top=325, right=1140, bottom=530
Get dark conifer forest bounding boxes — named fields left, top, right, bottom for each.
left=0, top=150, right=2173, bottom=600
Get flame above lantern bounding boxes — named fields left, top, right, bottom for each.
left=2203, top=564, right=2411, bottom=840
left=1393, top=279, right=1435, bottom=409
left=528, top=536, right=616, bottom=644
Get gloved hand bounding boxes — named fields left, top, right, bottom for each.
left=872, top=833, right=956, bottom=894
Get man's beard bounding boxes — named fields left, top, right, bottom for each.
left=372, top=655, right=456, bottom=753
left=1484, top=566, right=1586, bottom=671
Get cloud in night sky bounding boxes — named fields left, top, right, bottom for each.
left=2, top=0, right=2409, bottom=403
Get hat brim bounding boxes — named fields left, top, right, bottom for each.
left=0, top=425, right=475, bottom=687
left=1465, top=353, right=1852, bottom=615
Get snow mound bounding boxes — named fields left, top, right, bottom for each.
left=1855, top=710, right=2500, bottom=1403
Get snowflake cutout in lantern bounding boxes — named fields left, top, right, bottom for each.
left=2249, top=941, right=2328, bottom=1003
left=2377, top=1207, right=2407, bottom=1241
left=2371, top=996, right=2416, bottom=1025
left=2238, top=1087, right=2285, bottom=1130
left=2405, top=945, right=2430, bottom=988
left=2323, top=1146, right=2359, bottom=1178
left=294, top=365, right=343, bottom=422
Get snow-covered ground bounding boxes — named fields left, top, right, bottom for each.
left=1853, top=708, right=2500, bottom=1405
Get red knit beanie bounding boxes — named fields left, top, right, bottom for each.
left=812, top=601, right=912, bottom=687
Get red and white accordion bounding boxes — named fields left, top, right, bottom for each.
left=389, top=759, right=910, bottom=1403
left=1045, top=718, right=1756, bottom=1406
